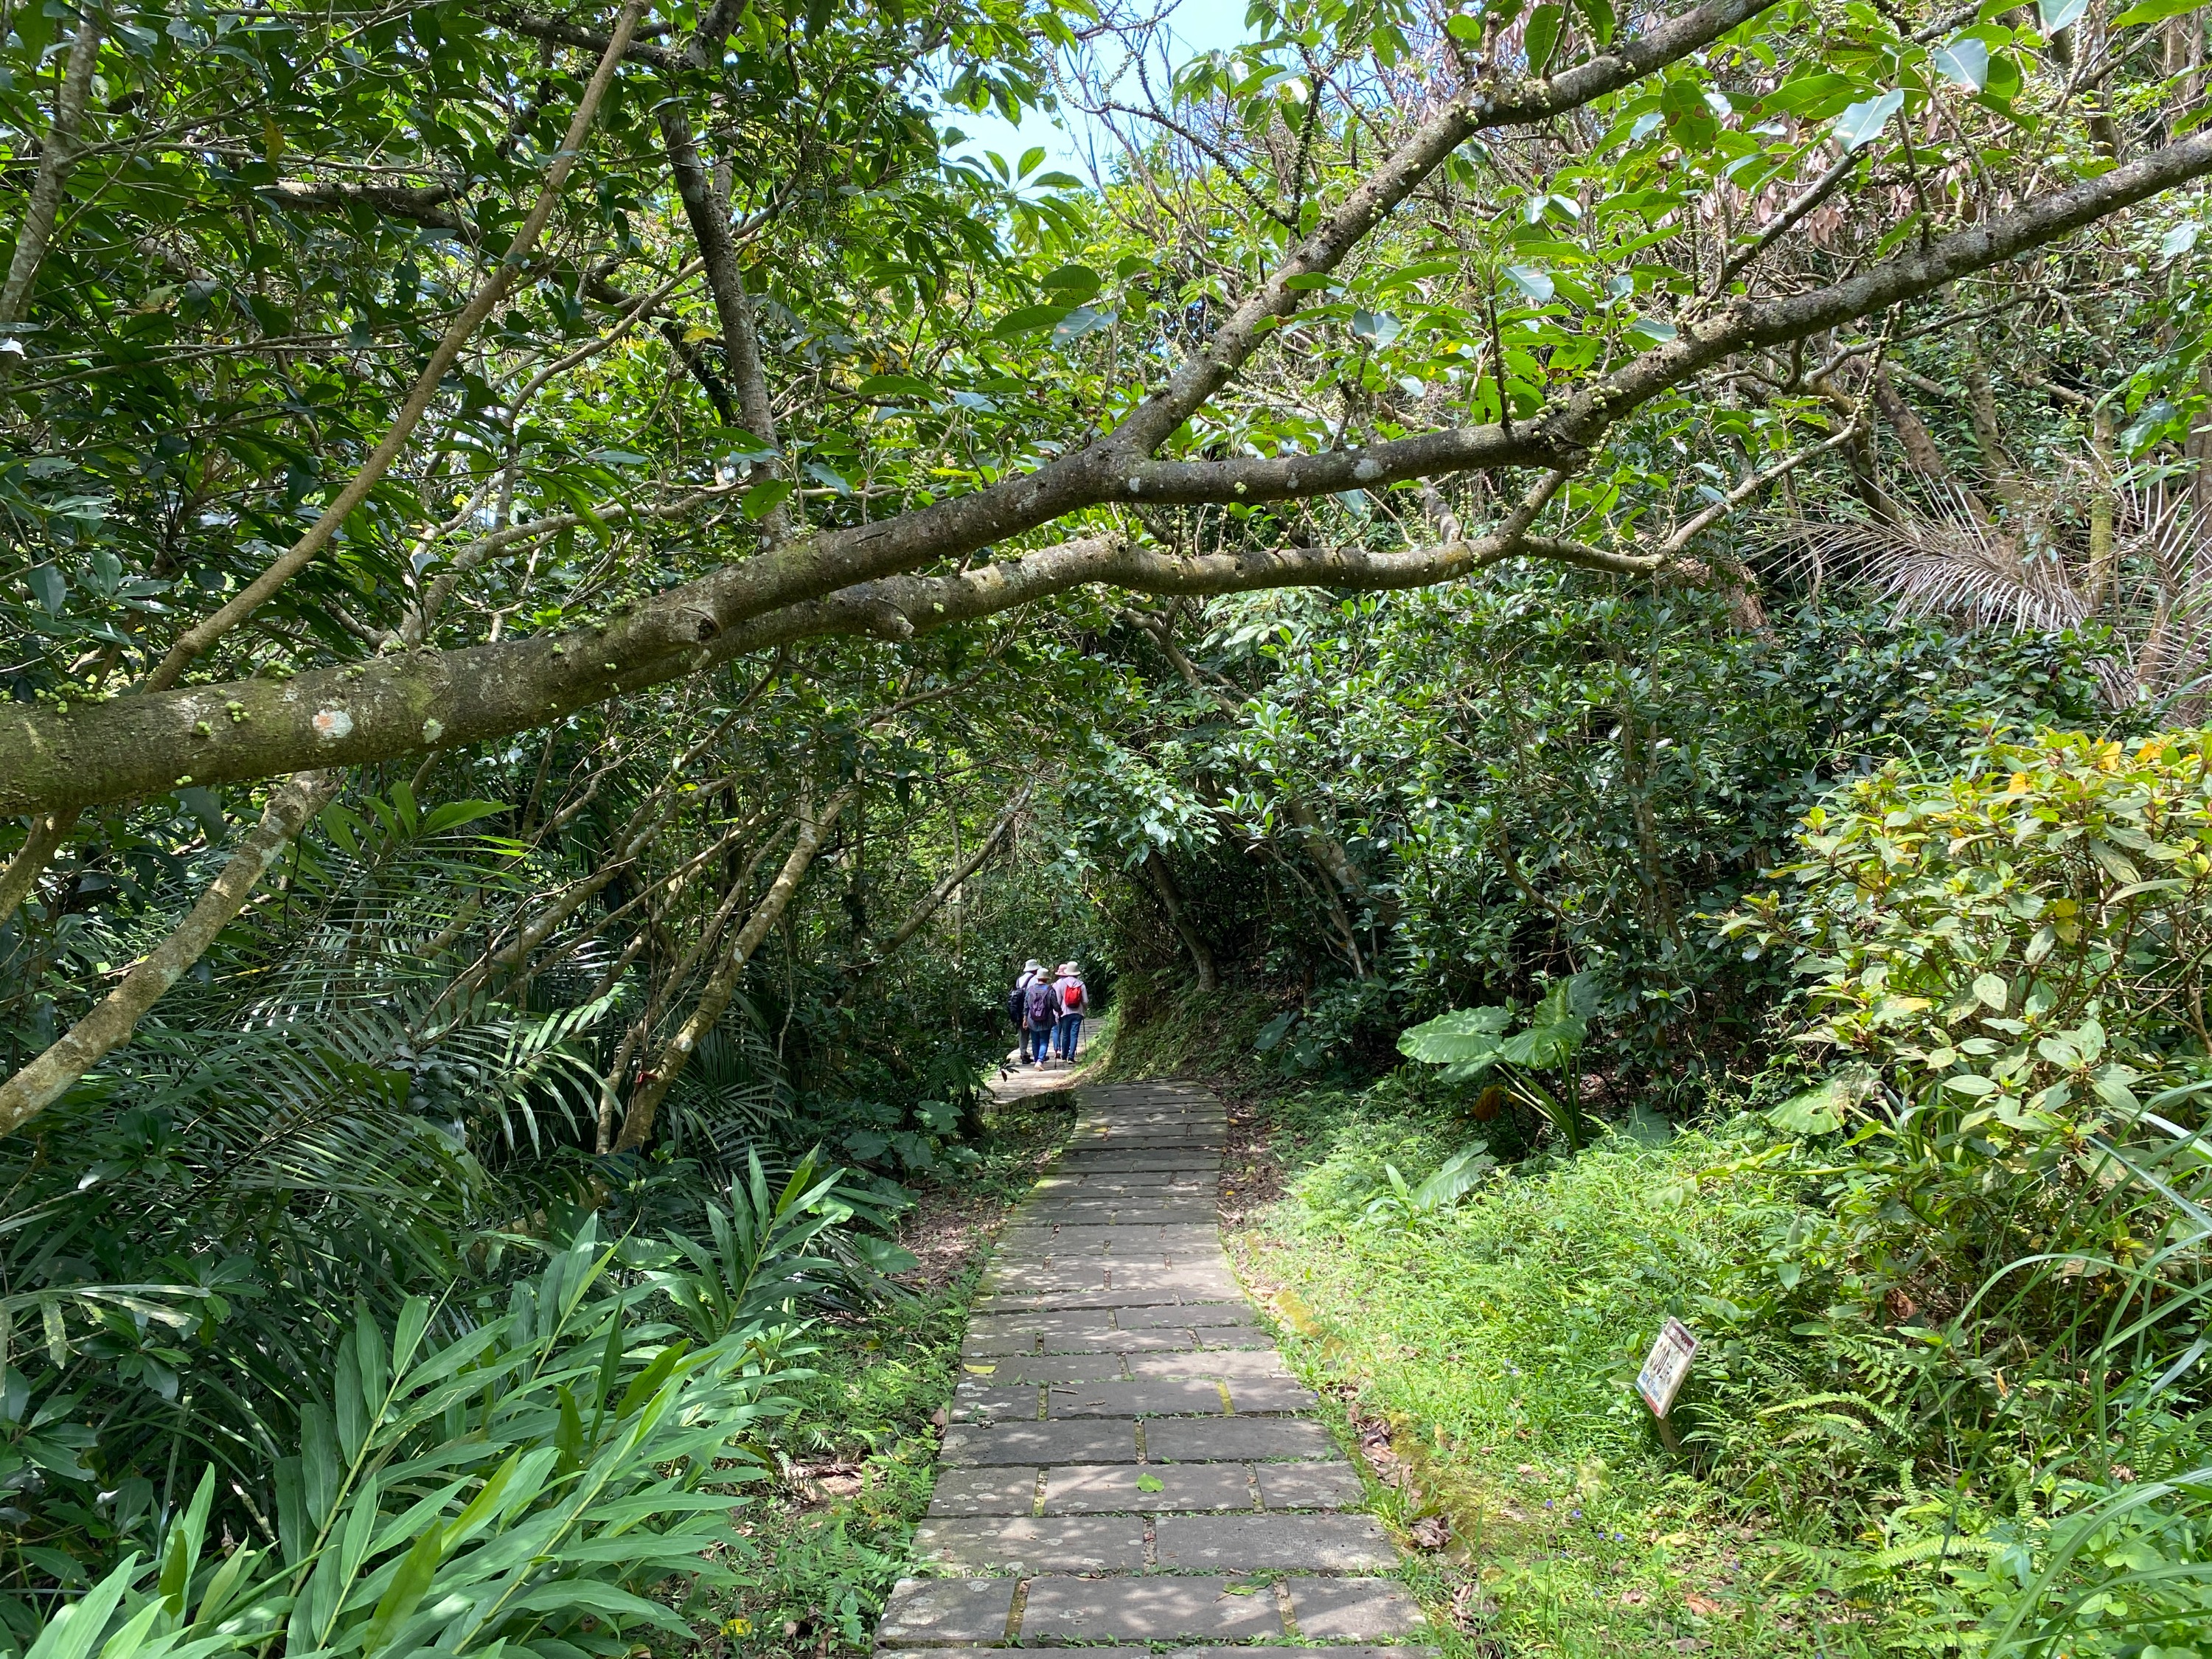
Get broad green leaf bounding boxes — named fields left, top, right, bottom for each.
left=1768, top=1069, right=1871, bottom=1134
left=27, top=1554, right=138, bottom=1659
left=1660, top=75, right=1718, bottom=150
left=1040, top=264, right=1102, bottom=301
left=1504, top=265, right=1554, bottom=303
left=2039, top=0, right=2090, bottom=30
left=1932, top=38, right=1989, bottom=90
left=1398, top=1006, right=1511, bottom=1068
left=990, top=303, right=1073, bottom=339
left=2113, top=0, right=2209, bottom=24
left=1832, top=90, right=1904, bottom=151
left=27, top=565, right=66, bottom=616
left=740, top=479, right=793, bottom=521
left=1523, top=4, right=1564, bottom=72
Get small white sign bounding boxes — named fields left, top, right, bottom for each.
left=1637, top=1318, right=1699, bottom=1419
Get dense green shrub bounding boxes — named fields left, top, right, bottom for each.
left=1721, top=729, right=2212, bottom=1654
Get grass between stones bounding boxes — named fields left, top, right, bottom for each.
left=706, top=1088, right=1075, bottom=1659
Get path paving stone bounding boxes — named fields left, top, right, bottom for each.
left=1126, top=1348, right=1292, bottom=1381
left=1042, top=1378, right=1226, bottom=1416
left=1256, top=1463, right=1370, bottom=1510
left=1019, top=1576, right=1284, bottom=1641
left=1038, top=1461, right=1255, bottom=1513
left=1286, top=1578, right=1429, bottom=1639
left=874, top=1578, right=1015, bottom=1644
left=873, top=1080, right=1430, bottom=1655
left=925, top=1467, right=1040, bottom=1516
left=914, top=1515, right=1145, bottom=1572
left=940, top=1420, right=1136, bottom=1464
left=1145, top=1416, right=1340, bottom=1462
left=1153, top=1514, right=1398, bottom=1571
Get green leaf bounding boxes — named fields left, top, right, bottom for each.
left=1574, top=0, right=1615, bottom=45
left=2113, top=0, right=2208, bottom=26
left=14, top=3, right=55, bottom=60
left=361, top=1523, right=445, bottom=1658
left=1767, top=1069, right=1871, bottom=1134
left=554, top=1382, right=585, bottom=1475
left=1040, top=264, right=1103, bottom=302
left=616, top=1340, right=691, bottom=1420
left=1832, top=89, right=1903, bottom=151
left=1660, top=75, right=1718, bottom=150
left=1931, top=37, right=1989, bottom=90
left=855, top=373, right=933, bottom=399
left=1135, top=1472, right=1165, bottom=1492
left=2039, top=0, right=2090, bottom=30
left=1504, top=264, right=1554, bottom=303
left=1398, top=1006, right=1511, bottom=1068
left=158, top=1468, right=216, bottom=1618
left=1972, top=972, right=2010, bottom=1012
left=27, top=564, right=66, bottom=616
left=990, top=304, right=1073, bottom=339
left=740, top=479, right=793, bottom=521
left=1523, top=4, right=1564, bottom=72
left=27, top=1554, right=138, bottom=1659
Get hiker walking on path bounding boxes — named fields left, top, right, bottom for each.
left=1050, top=961, right=1088, bottom=1062
left=1022, top=968, right=1061, bottom=1068
left=1009, top=960, right=1048, bottom=1066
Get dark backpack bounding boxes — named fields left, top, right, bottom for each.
left=1025, top=979, right=1057, bottom=1023
left=1007, top=982, right=1028, bottom=1023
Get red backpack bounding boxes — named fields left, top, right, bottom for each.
left=1061, top=979, right=1084, bottom=1012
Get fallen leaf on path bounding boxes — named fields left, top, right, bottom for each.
left=1408, top=1514, right=1451, bottom=1549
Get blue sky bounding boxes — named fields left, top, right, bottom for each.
left=941, top=0, right=1262, bottom=180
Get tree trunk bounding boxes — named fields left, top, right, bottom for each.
left=613, top=786, right=853, bottom=1152
left=1142, top=849, right=1217, bottom=992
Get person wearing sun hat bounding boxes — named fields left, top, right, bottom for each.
left=1009, top=959, right=1048, bottom=1065
left=1050, top=961, right=1090, bottom=1062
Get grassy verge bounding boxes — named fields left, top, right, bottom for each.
left=711, top=1086, right=1075, bottom=1659
left=1217, top=1078, right=1882, bottom=1659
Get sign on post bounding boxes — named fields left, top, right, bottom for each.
left=1637, top=1318, right=1698, bottom=1420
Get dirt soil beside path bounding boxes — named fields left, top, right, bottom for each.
left=894, top=1088, right=1077, bottom=1291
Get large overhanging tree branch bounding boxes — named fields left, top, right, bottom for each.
left=10, top=21, right=2212, bottom=817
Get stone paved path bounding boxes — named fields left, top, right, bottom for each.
left=876, top=1081, right=1430, bottom=1658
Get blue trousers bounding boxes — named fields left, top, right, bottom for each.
left=1054, top=1013, right=1083, bottom=1059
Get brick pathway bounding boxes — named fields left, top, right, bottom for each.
left=876, top=1081, right=1430, bottom=1658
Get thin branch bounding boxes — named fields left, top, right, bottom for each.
left=142, top=1, right=647, bottom=692
left=0, top=13, right=106, bottom=332
left=0, top=773, right=339, bottom=1138
left=849, top=787, right=1033, bottom=975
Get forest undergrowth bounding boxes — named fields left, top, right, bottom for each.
left=703, top=1088, right=1075, bottom=1659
